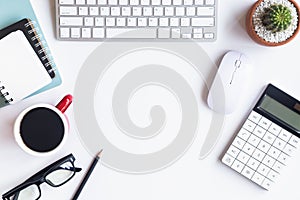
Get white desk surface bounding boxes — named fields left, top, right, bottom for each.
left=1, top=0, right=300, bottom=199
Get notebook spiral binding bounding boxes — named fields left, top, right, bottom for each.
left=24, top=20, right=54, bottom=78
left=0, top=81, right=13, bottom=103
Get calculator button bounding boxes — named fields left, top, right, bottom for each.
left=227, top=145, right=240, bottom=158
left=262, top=155, right=275, bottom=168
left=268, top=123, right=281, bottom=136
left=278, top=152, right=289, bottom=165
left=282, top=143, right=296, bottom=156
left=288, top=135, right=300, bottom=147
left=238, top=129, right=251, bottom=141
left=247, top=157, right=260, bottom=170
left=258, top=117, right=272, bottom=130
left=273, top=161, right=284, bottom=173
left=278, top=129, right=292, bottom=142
left=257, top=163, right=270, bottom=176
left=257, top=140, right=271, bottom=153
left=232, top=137, right=246, bottom=149
left=251, top=172, right=264, bottom=185
left=261, top=178, right=272, bottom=190
left=237, top=151, right=250, bottom=164
left=263, top=131, right=276, bottom=145
left=268, top=146, right=281, bottom=159
left=248, top=111, right=262, bottom=124
left=242, top=143, right=255, bottom=155
left=231, top=160, right=244, bottom=173
left=252, top=148, right=265, bottom=162
left=243, top=120, right=256, bottom=132
left=267, top=170, right=279, bottom=182
left=247, top=134, right=260, bottom=147
left=273, top=138, right=287, bottom=151
left=253, top=126, right=266, bottom=138
left=222, top=153, right=235, bottom=167
left=241, top=166, right=255, bottom=179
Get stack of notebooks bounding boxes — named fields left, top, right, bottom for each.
left=0, top=0, right=62, bottom=108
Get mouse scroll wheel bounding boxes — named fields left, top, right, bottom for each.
left=235, top=60, right=241, bottom=68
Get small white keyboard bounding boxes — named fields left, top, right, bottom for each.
left=56, top=0, right=217, bottom=41
left=222, top=84, right=300, bottom=190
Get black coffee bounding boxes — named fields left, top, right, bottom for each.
left=20, top=107, right=65, bottom=152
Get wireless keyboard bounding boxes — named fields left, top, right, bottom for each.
left=56, top=0, right=217, bottom=41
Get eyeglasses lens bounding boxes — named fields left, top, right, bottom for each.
left=45, top=161, right=75, bottom=186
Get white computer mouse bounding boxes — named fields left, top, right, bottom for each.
left=207, top=51, right=252, bottom=114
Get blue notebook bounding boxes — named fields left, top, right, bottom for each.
left=0, top=0, right=62, bottom=107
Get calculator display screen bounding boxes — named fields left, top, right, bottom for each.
left=258, top=95, right=300, bottom=131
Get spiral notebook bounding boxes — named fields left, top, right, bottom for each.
left=0, top=0, right=62, bottom=108
left=0, top=19, right=54, bottom=107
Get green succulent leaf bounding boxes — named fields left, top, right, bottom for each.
left=261, top=4, right=292, bottom=33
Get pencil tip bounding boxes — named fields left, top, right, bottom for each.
left=97, top=149, right=103, bottom=158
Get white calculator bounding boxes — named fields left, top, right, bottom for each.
left=222, top=84, right=300, bottom=190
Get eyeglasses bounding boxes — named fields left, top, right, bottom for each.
left=2, top=154, right=82, bottom=200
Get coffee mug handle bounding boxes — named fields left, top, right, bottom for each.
left=56, top=95, right=73, bottom=113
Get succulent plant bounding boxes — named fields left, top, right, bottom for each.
left=261, top=4, right=292, bottom=33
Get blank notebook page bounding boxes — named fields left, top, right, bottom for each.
left=0, top=30, right=51, bottom=103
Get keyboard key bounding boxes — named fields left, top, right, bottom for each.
left=162, top=0, right=171, bottom=5
left=191, top=17, right=214, bottom=26
left=79, top=7, right=88, bottom=15
left=159, top=18, right=169, bottom=26
left=133, top=7, right=142, bottom=16
left=165, top=7, right=174, bottom=16
left=71, top=27, right=80, bottom=38
left=232, top=137, right=246, bottom=149
left=227, top=145, right=240, bottom=158
left=106, top=28, right=157, bottom=38
left=237, top=128, right=251, bottom=141
left=108, top=0, right=118, bottom=5
left=90, top=7, right=99, bottom=15
left=116, top=18, right=126, bottom=26
left=180, top=18, right=190, bottom=26
left=204, top=33, right=214, bottom=39
left=263, top=131, right=276, bottom=144
left=186, top=7, right=196, bottom=16
left=222, top=153, right=235, bottom=167
left=173, top=0, right=182, bottom=5
left=98, top=0, right=107, bottom=4
left=119, top=0, right=128, bottom=4
left=171, top=28, right=180, bottom=38
left=268, top=146, right=280, bottom=159
left=149, top=18, right=158, bottom=26
left=158, top=28, right=170, bottom=38
left=111, top=7, right=121, bottom=16
left=127, top=18, right=137, bottom=26
left=122, top=7, right=131, bottom=16
left=253, top=126, right=266, bottom=138
left=247, top=157, right=260, bottom=170
left=231, top=160, right=244, bottom=173
left=170, top=18, right=179, bottom=26
left=237, top=151, right=250, bottom=164
left=143, top=7, right=153, bottom=16
left=93, top=28, right=105, bottom=38
left=138, top=18, right=147, bottom=26
left=60, top=6, right=78, bottom=15
left=82, top=27, right=91, bottom=38
left=258, top=117, right=272, bottom=130
left=242, top=143, right=255, bottom=155
left=60, top=17, right=83, bottom=26
left=278, top=129, right=292, bottom=142
left=76, top=0, right=85, bottom=4
left=248, top=111, right=262, bottom=124
left=183, top=0, right=193, bottom=5
left=60, top=27, right=70, bottom=38
left=84, top=17, right=94, bottom=26
left=59, top=0, right=75, bottom=5
left=243, top=120, right=256, bottom=132
left=95, top=17, right=105, bottom=26
left=197, top=7, right=214, bottom=16
left=257, top=140, right=271, bottom=153
left=248, top=134, right=260, bottom=147
left=205, top=0, right=214, bottom=5
left=262, top=155, right=275, bottom=168
left=195, top=0, right=204, bottom=5
left=289, top=135, right=300, bottom=147
left=273, top=138, right=286, bottom=151
left=257, top=164, right=270, bottom=176
left=241, top=166, right=255, bottom=179
left=151, top=0, right=161, bottom=5
left=141, top=0, right=150, bottom=5
left=100, top=7, right=110, bottom=16
left=268, top=123, right=281, bottom=136
left=87, top=0, right=96, bottom=4
left=175, top=7, right=185, bottom=16
left=106, top=18, right=115, bottom=26
left=251, top=172, right=264, bottom=185
left=252, top=148, right=265, bottom=162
